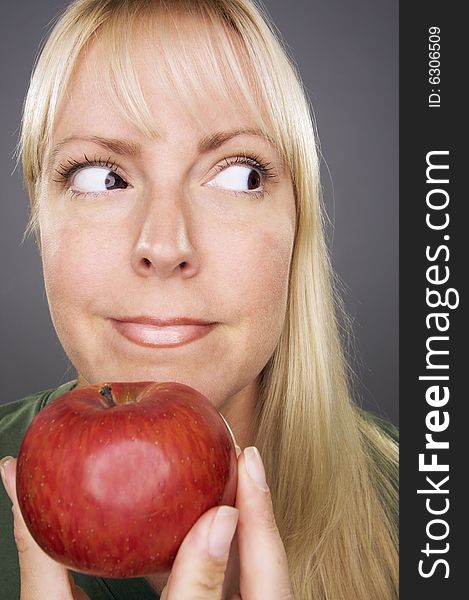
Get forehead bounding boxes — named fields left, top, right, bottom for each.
left=52, top=11, right=271, bottom=145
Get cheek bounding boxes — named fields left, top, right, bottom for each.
left=214, top=222, right=294, bottom=323
left=40, top=221, right=122, bottom=312
left=250, top=231, right=292, bottom=306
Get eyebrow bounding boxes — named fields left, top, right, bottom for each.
left=46, top=127, right=278, bottom=170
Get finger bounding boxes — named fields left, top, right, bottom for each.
left=236, top=447, right=294, bottom=599
left=0, top=457, right=87, bottom=600
left=164, top=504, right=238, bottom=599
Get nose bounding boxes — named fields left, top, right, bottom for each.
left=131, top=189, right=200, bottom=280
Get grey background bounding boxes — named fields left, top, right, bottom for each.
left=0, top=0, right=398, bottom=426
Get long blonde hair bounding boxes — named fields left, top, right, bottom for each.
left=19, top=1, right=398, bottom=598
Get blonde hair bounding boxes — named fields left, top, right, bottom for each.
left=19, top=1, right=398, bottom=598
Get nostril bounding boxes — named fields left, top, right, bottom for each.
left=143, top=258, right=152, bottom=266
left=179, top=262, right=187, bottom=270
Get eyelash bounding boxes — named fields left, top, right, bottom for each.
left=52, top=153, right=277, bottom=199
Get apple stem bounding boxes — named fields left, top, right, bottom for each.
left=99, top=385, right=116, bottom=407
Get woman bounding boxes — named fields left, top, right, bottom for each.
left=0, top=0, right=398, bottom=598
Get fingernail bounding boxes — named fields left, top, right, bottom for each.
left=0, top=456, right=13, bottom=490
left=208, top=506, right=238, bottom=559
left=244, top=447, right=269, bottom=491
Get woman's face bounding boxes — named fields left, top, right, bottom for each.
left=39, top=25, right=296, bottom=411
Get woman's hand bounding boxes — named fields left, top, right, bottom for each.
left=1, top=446, right=294, bottom=600
left=0, top=456, right=90, bottom=599
left=159, top=446, right=294, bottom=600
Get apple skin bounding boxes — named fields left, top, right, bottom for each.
left=16, top=381, right=237, bottom=578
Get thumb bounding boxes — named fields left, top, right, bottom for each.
left=163, top=504, right=238, bottom=599
left=1, top=457, right=88, bottom=600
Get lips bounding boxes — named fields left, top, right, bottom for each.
left=111, top=317, right=217, bottom=348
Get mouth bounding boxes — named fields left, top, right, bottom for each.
left=110, top=316, right=217, bottom=348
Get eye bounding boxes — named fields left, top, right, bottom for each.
left=71, top=166, right=128, bottom=193
left=207, top=164, right=263, bottom=192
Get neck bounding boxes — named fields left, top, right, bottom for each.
left=218, top=378, right=258, bottom=451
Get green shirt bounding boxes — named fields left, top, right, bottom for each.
left=0, top=381, right=159, bottom=600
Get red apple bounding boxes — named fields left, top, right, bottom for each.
left=16, top=381, right=237, bottom=578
